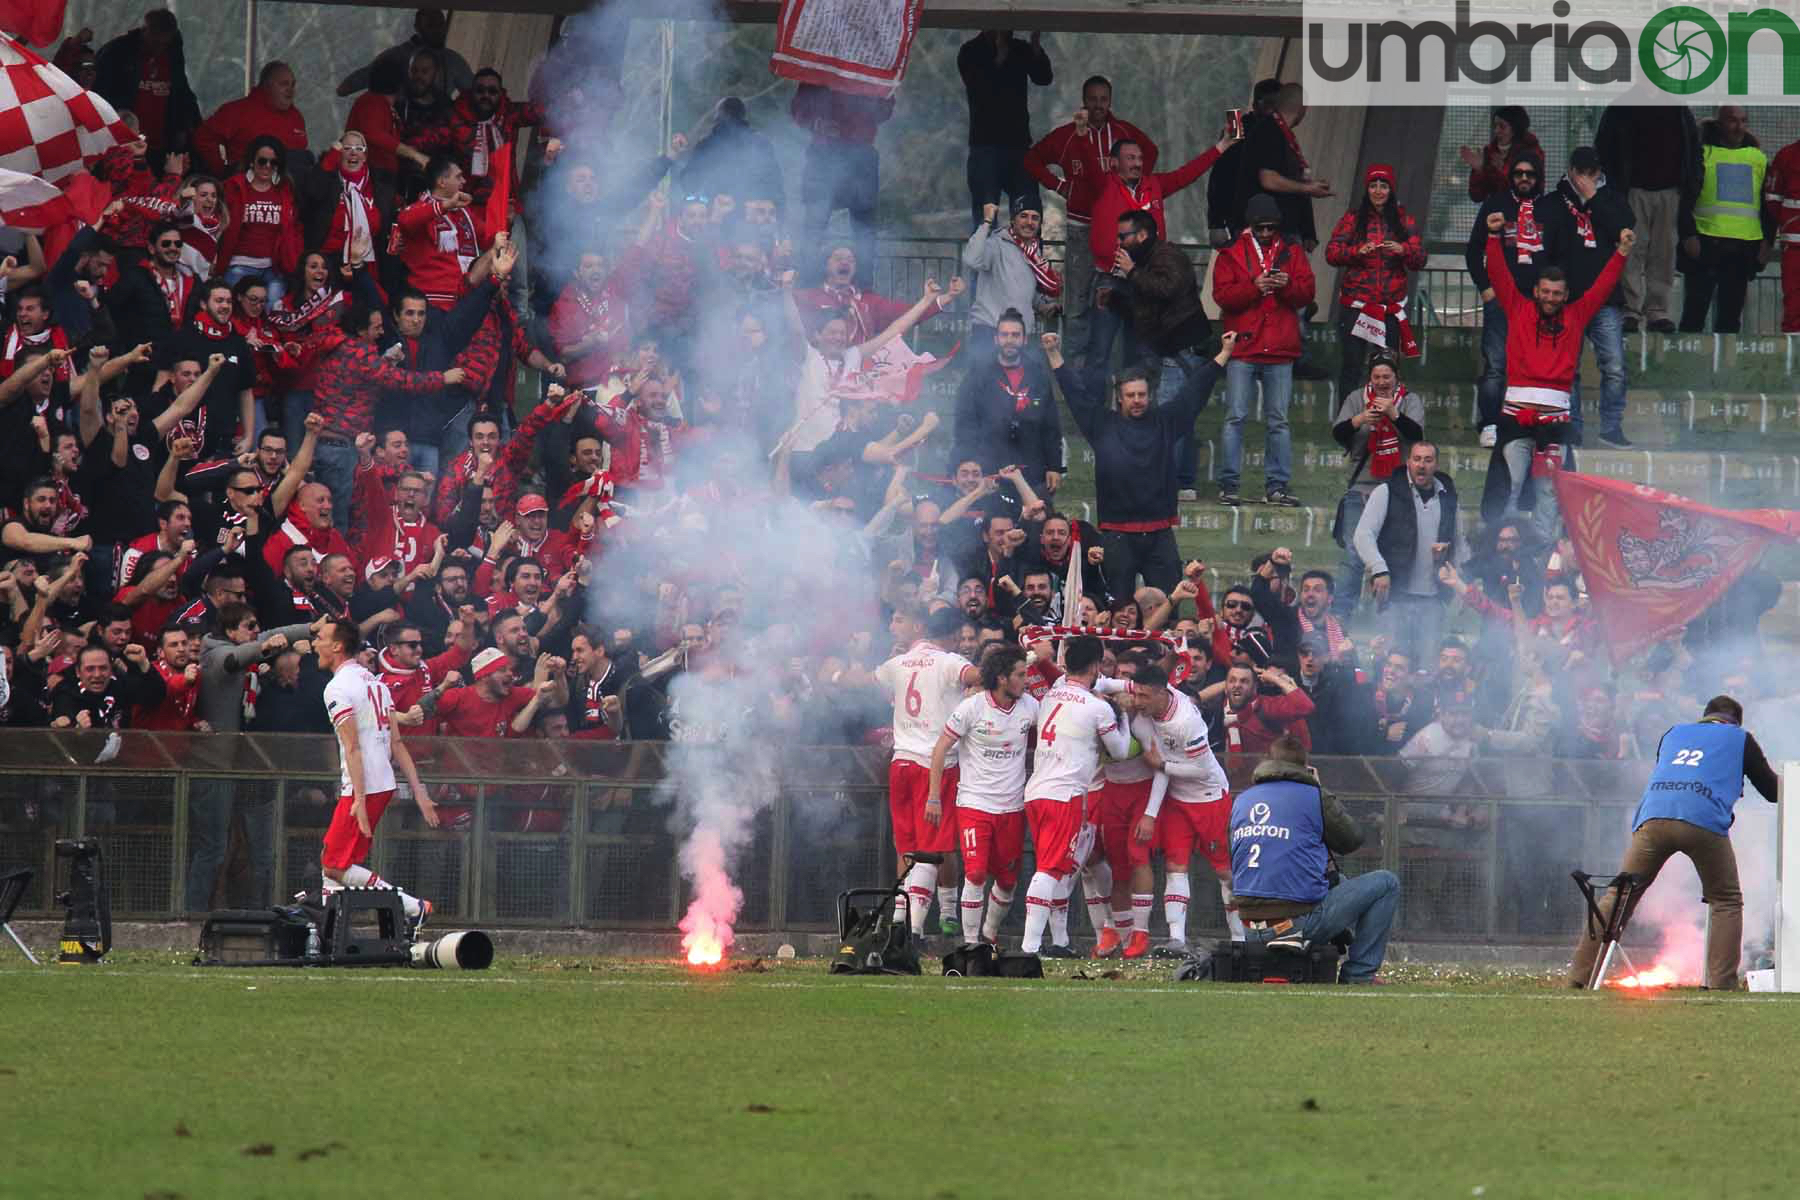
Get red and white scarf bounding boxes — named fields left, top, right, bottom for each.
left=148, top=264, right=192, bottom=323
left=557, top=470, right=621, bottom=528
left=1348, top=301, right=1420, bottom=358
left=1513, top=198, right=1545, bottom=263
left=192, top=311, right=234, bottom=341
left=3, top=324, right=70, bottom=379
left=270, top=285, right=345, bottom=335
left=819, top=282, right=874, bottom=343
left=1561, top=190, right=1596, bottom=249
left=1362, top=384, right=1408, bottom=479
left=471, top=116, right=503, bottom=178
left=1001, top=229, right=1061, bottom=297
left=337, top=165, right=376, bottom=265
left=1273, top=112, right=1310, bottom=177
left=434, top=202, right=480, bottom=273
left=1222, top=701, right=1244, bottom=751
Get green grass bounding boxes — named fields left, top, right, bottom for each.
left=8, top=954, right=1800, bottom=1198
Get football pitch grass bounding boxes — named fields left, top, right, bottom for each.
left=7, top=953, right=1800, bottom=1199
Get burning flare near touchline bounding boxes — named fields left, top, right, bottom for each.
left=1612, top=962, right=1683, bottom=990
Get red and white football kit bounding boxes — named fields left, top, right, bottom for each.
left=320, top=661, right=398, bottom=871
left=874, top=640, right=974, bottom=856
left=943, top=690, right=1037, bottom=943
left=1132, top=689, right=1238, bottom=943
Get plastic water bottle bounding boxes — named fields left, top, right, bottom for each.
left=305, top=922, right=323, bottom=963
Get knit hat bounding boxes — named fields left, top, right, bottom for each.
left=1365, top=162, right=1396, bottom=187
left=470, top=647, right=510, bottom=682
left=1010, top=192, right=1042, bottom=218
left=1244, top=193, right=1281, bottom=226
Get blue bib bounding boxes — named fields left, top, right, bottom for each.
left=1230, top=779, right=1329, bottom=906
left=1632, top=722, right=1747, bottom=837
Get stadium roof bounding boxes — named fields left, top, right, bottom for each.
left=295, top=0, right=1304, bottom=36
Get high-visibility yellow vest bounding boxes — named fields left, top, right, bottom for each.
left=1696, top=144, right=1768, bottom=240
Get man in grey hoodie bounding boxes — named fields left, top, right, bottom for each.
left=185, top=604, right=322, bottom=912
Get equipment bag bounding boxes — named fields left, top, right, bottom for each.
left=992, top=951, right=1044, bottom=979
left=1179, top=939, right=1343, bottom=984
left=942, top=943, right=995, bottom=976
left=829, top=885, right=921, bottom=976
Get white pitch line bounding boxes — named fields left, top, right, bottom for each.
left=3, top=968, right=1798, bottom=1002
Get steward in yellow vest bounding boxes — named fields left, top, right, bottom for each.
left=1677, top=105, right=1773, bottom=334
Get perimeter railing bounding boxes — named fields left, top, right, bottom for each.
left=0, top=732, right=1648, bottom=943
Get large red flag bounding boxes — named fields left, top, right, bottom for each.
left=481, top=140, right=512, bottom=244
left=1552, top=470, right=1800, bottom=661
left=770, top=0, right=924, bottom=97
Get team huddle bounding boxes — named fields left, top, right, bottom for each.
left=874, top=607, right=1236, bottom=959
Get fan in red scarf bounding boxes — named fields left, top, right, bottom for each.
left=548, top=249, right=630, bottom=388
left=95, top=139, right=184, bottom=250
left=590, top=371, right=689, bottom=497
left=377, top=616, right=477, bottom=735
left=350, top=445, right=441, bottom=576
left=1326, top=163, right=1425, bottom=363
left=392, top=158, right=486, bottom=308
left=315, top=133, right=382, bottom=267
left=262, top=482, right=354, bottom=575
left=409, top=67, right=556, bottom=207
left=1, top=285, right=71, bottom=381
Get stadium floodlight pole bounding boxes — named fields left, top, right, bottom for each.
left=1777, top=764, right=1800, bottom=991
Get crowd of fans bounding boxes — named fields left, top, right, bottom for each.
left=0, top=12, right=1785, bottom=802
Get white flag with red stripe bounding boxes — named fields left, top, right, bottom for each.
left=0, top=163, right=68, bottom=229
left=0, top=32, right=132, bottom=185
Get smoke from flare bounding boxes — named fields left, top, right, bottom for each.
left=680, top=829, right=740, bottom=968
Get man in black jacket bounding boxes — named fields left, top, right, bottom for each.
left=1045, top=328, right=1236, bottom=596
left=952, top=309, right=1064, bottom=497
left=94, top=10, right=201, bottom=160
left=1548, top=147, right=1635, bottom=449
left=1350, top=441, right=1460, bottom=666
left=1108, top=208, right=1211, bottom=500
left=956, top=31, right=1052, bottom=228
left=1465, top=150, right=1549, bottom=449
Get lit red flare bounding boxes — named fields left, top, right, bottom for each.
left=1613, top=962, right=1682, bottom=990
left=680, top=901, right=732, bottom=970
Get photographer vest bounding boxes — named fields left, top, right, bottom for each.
left=1230, top=778, right=1329, bottom=906
left=1633, top=721, right=1747, bottom=838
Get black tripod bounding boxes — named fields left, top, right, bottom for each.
left=1572, top=870, right=1652, bottom=989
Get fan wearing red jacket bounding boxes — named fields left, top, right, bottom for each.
left=1211, top=193, right=1316, bottom=507
left=1024, top=79, right=1158, bottom=353
left=548, top=250, right=630, bottom=388
left=352, top=457, right=441, bottom=576
left=392, top=160, right=487, bottom=309
left=1481, top=211, right=1633, bottom=513
left=410, top=68, right=554, bottom=207
left=1209, top=662, right=1314, bottom=755
left=135, top=626, right=202, bottom=731
left=589, top=370, right=689, bottom=499
left=192, top=62, right=308, bottom=176
left=378, top=618, right=475, bottom=735
left=1086, top=132, right=1232, bottom=364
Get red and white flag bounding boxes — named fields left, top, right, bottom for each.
left=0, top=32, right=132, bottom=185
left=1553, top=470, right=1800, bottom=661
left=0, top=161, right=65, bottom=227
left=770, top=0, right=924, bottom=97
left=0, top=0, right=66, bottom=48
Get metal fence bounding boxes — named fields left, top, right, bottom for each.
left=878, top=238, right=1794, bottom=337
left=0, top=731, right=1650, bottom=943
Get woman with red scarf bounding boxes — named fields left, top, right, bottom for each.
left=1325, top=163, right=1426, bottom=404
left=175, top=175, right=228, bottom=277
left=216, top=134, right=302, bottom=307
left=231, top=275, right=301, bottom=427
left=268, top=250, right=357, bottom=436
left=1330, top=354, right=1424, bottom=619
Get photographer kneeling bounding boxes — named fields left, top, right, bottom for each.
left=1231, top=735, right=1400, bottom=983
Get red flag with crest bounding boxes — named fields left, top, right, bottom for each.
left=1552, top=470, right=1800, bottom=662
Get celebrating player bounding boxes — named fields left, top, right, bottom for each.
left=316, top=616, right=440, bottom=926
left=929, top=644, right=1038, bottom=947
left=874, top=606, right=981, bottom=938
left=1020, top=635, right=1132, bottom=956
left=1125, top=663, right=1238, bottom=953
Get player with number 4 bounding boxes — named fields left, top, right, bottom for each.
left=315, top=616, right=440, bottom=928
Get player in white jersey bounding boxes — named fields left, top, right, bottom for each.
left=872, top=607, right=980, bottom=937
left=1088, top=652, right=1165, bottom=958
left=316, top=617, right=439, bottom=924
left=1019, top=636, right=1132, bottom=955
left=1125, top=662, right=1239, bottom=952
left=929, top=645, right=1038, bottom=947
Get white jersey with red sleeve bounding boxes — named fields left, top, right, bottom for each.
left=322, top=662, right=398, bottom=797
left=1025, top=680, right=1129, bottom=804
left=875, top=641, right=975, bottom=768
left=1133, top=690, right=1228, bottom=805
left=943, top=691, right=1039, bottom=814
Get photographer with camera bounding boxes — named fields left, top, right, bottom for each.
left=1232, top=734, right=1399, bottom=983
